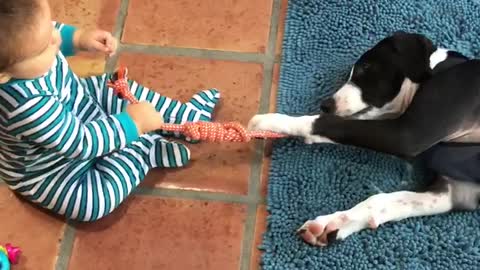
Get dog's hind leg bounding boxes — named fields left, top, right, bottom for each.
left=296, top=176, right=479, bottom=246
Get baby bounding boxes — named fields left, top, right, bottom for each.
left=0, top=0, right=220, bottom=221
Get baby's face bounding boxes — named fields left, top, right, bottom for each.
left=2, top=0, right=61, bottom=81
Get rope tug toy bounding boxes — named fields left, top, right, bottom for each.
left=0, top=244, right=21, bottom=270
left=107, top=67, right=287, bottom=142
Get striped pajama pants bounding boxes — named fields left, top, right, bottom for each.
left=19, top=74, right=220, bottom=221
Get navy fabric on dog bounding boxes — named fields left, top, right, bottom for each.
left=420, top=143, right=480, bottom=183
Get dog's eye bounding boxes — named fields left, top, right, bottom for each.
left=354, top=63, right=371, bottom=76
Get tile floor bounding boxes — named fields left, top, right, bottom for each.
left=0, top=0, right=287, bottom=269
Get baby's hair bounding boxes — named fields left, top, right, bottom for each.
left=0, top=0, right=41, bottom=72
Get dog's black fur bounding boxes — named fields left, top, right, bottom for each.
left=316, top=33, right=477, bottom=157
left=249, top=32, right=480, bottom=245
left=314, top=32, right=480, bottom=207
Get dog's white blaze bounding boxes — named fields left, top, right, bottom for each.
left=356, top=78, right=419, bottom=120
left=429, top=48, right=449, bottom=69
left=333, top=83, right=368, bottom=116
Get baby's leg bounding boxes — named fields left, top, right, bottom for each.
left=83, top=75, right=220, bottom=139
left=16, top=134, right=190, bottom=221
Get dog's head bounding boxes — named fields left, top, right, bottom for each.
left=321, top=31, right=436, bottom=118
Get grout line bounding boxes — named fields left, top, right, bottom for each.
left=134, top=187, right=265, bottom=205
left=246, top=140, right=267, bottom=199
left=274, top=54, right=282, bottom=64
left=112, top=0, right=130, bottom=41
left=105, top=0, right=130, bottom=73
left=258, top=0, right=282, bottom=115
left=239, top=1, right=282, bottom=269
left=118, top=44, right=266, bottom=63
left=105, top=51, right=120, bottom=74
left=55, top=223, right=76, bottom=270
left=240, top=204, right=259, bottom=270
left=265, top=1, right=282, bottom=63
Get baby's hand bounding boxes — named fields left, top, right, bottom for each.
left=74, top=29, right=118, bottom=57
left=126, top=102, right=164, bottom=134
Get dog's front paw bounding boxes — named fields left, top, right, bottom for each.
left=247, top=113, right=290, bottom=133
left=248, top=113, right=327, bottom=139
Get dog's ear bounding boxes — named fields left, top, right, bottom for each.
left=389, top=32, right=435, bottom=82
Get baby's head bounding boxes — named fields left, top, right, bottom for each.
left=0, top=0, right=60, bottom=83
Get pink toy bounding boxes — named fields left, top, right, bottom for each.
left=4, top=244, right=21, bottom=265
left=0, top=243, right=21, bottom=270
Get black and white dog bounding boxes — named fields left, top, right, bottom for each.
left=248, top=31, right=480, bottom=246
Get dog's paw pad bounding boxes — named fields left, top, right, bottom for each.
left=297, top=212, right=369, bottom=246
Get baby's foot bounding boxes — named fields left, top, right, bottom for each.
left=149, top=138, right=191, bottom=168
left=187, top=89, right=220, bottom=122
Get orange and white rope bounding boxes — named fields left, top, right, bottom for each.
left=108, top=66, right=287, bottom=142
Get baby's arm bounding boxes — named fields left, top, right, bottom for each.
left=52, top=21, right=117, bottom=57
left=52, top=22, right=77, bottom=57
left=6, top=96, right=162, bottom=160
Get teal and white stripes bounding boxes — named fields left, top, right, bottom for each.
left=7, top=95, right=139, bottom=160
left=0, top=21, right=220, bottom=221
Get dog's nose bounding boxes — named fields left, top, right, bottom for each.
left=320, top=98, right=336, bottom=114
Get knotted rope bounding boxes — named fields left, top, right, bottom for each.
left=107, top=67, right=286, bottom=142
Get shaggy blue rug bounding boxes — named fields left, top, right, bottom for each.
left=261, top=0, right=480, bottom=269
